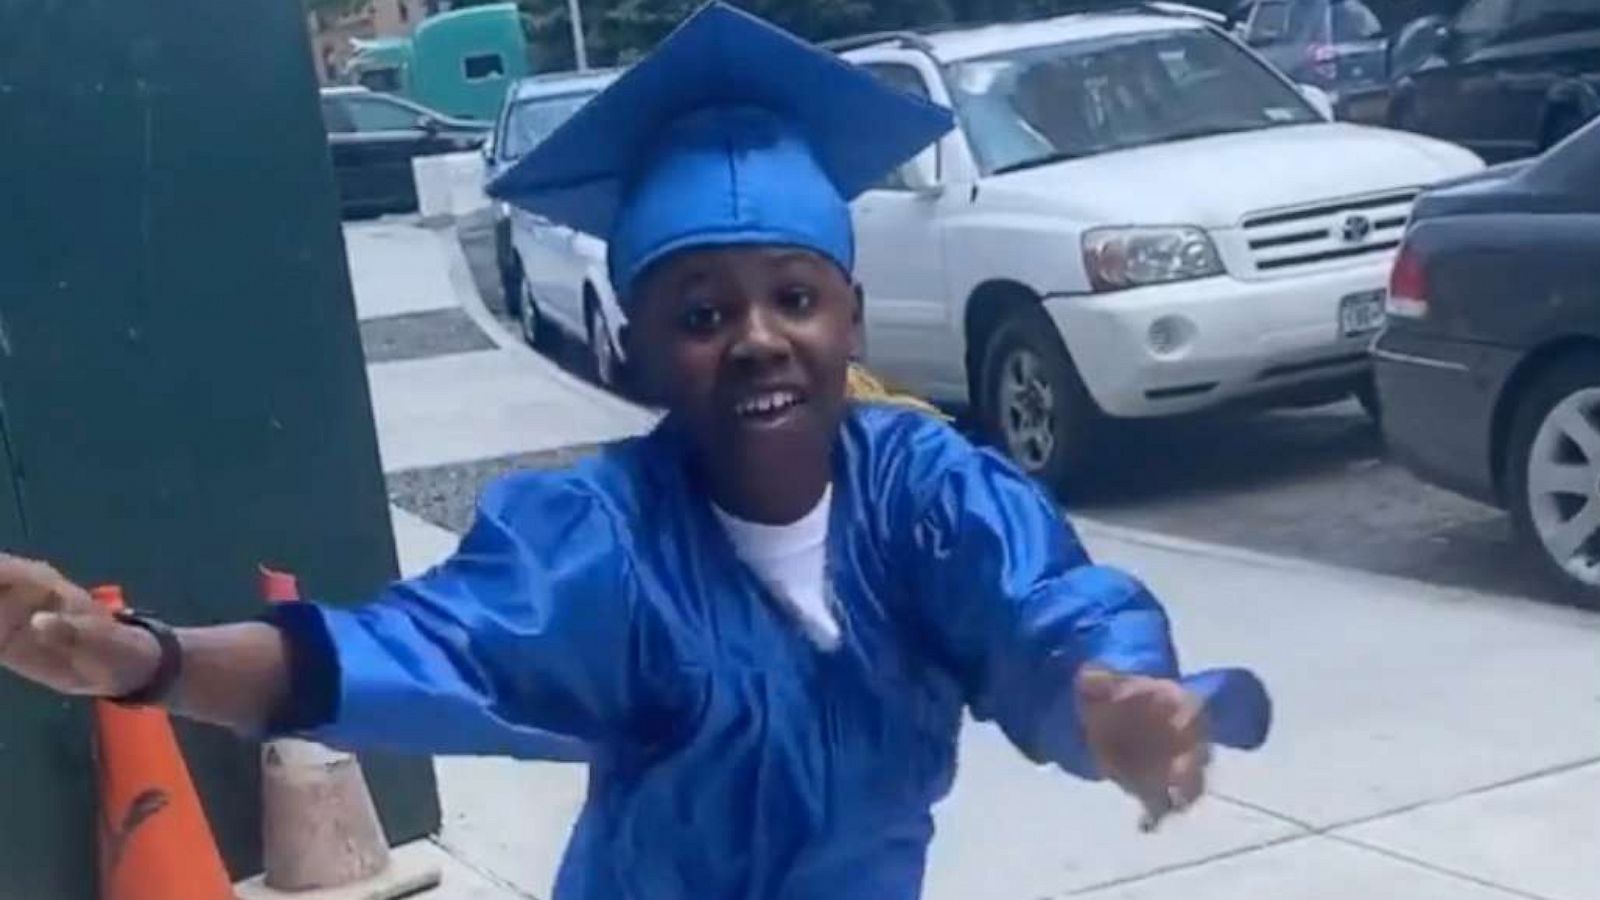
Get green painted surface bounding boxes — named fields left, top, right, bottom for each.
left=0, top=1, right=441, bottom=897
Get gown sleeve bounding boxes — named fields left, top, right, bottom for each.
left=902, top=443, right=1270, bottom=780
left=261, top=471, right=668, bottom=761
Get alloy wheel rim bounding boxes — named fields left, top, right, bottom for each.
left=1528, top=388, right=1600, bottom=586
left=520, top=278, right=539, bottom=345
left=998, top=348, right=1056, bottom=472
left=591, top=310, right=615, bottom=386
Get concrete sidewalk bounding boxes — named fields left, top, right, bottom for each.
left=346, top=219, right=656, bottom=475
left=344, top=219, right=1599, bottom=900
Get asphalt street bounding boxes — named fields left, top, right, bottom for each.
left=457, top=215, right=1570, bottom=610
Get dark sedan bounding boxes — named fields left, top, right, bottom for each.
left=1386, top=0, right=1600, bottom=163
left=1374, top=117, right=1600, bottom=603
left=320, top=87, right=489, bottom=218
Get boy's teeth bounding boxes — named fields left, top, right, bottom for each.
left=739, top=392, right=797, bottom=416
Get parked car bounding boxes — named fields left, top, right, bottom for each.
left=488, top=70, right=628, bottom=385
left=1237, top=0, right=1393, bottom=121
left=1374, top=117, right=1600, bottom=603
left=320, top=86, right=489, bottom=218
left=1386, top=0, right=1600, bottom=162
left=820, top=7, right=1482, bottom=490
left=484, top=71, right=617, bottom=309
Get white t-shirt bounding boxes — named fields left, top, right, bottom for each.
left=712, top=485, right=841, bottom=651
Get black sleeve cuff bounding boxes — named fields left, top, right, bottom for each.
left=256, top=601, right=341, bottom=735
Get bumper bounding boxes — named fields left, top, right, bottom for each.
left=1044, top=261, right=1389, bottom=418
left=1372, top=329, right=1520, bottom=508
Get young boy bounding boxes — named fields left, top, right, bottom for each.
left=0, top=4, right=1270, bottom=898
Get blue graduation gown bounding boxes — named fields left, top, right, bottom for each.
left=266, top=404, right=1269, bottom=900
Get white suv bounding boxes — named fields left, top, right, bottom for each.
left=836, top=7, right=1484, bottom=489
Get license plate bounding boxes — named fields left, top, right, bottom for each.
left=1339, top=290, right=1385, bottom=337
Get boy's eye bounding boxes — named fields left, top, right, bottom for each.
left=778, top=286, right=817, bottom=313
left=681, top=304, right=724, bottom=334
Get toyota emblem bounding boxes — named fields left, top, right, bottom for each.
left=1341, top=214, right=1374, bottom=244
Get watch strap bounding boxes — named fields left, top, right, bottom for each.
left=107, top=609, right=183, bottom=708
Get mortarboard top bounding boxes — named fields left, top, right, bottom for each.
left=484, top=1, right=956, bottom=298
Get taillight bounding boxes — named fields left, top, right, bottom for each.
left=1387, top=242, right=1428, bottom=319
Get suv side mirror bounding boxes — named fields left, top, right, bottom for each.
left=416, top=115, right=442, bottom=135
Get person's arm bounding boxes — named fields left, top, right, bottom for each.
left=899, top=441, right=1270, bottom=825
left=0, top=558, right=292, bottom=734
left=1, top=472, right=676, bottom=760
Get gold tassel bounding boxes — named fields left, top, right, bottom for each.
left=846, top=363, right=951, bottom=421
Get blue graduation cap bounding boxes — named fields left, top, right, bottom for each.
left=484, top=2, right=955, bottom=299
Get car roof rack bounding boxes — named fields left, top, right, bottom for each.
left=820, top=30, right=937, bottom=55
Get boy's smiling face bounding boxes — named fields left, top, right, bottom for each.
left=624, top=244, right=862, bottom=522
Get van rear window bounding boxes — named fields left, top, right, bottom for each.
left=464, top=53, right=505, bottom=81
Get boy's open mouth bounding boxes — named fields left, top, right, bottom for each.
left=733, top=389, right=805, bottom=423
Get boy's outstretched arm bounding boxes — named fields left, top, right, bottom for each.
left=902, top=444, right=1271, bottom=829
left=0, top=473, right=681, bottom=762
left=0, top=554, right=291, bottom=734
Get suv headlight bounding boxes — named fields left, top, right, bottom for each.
left=1082, top=226, right=1223, bottom=292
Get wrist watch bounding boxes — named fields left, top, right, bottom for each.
left=108, top=609, right=184, bottom=708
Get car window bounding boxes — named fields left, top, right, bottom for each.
left=345, top=96, right=425, bottom=132
left=947, top=28, right=1321, bottom=176
left=357, top=66, right=402, bottom=93
left=464, top=53, right=505, bottom=81
left=1331, top=0, right=1384, bottom=40
left=861, top=63, right=935, bottom=189
left=502, top=89, right=601, bottom=159
left=1453, top=0, right=1516, bottom=37
left=1245, top=0, right=1321, bottom=44
left=863, top=62, right=932, bottom=100
left=320, top=98, right=356, bottom=135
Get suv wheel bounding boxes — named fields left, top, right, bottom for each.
left=1505, top=355, right=1600, bottom=608
left=977, top=306, right=1102, bottom=495
left=500, top=252, right=524, bottom=318
left=1355, top=375, right=1382, bottom=424
left=587, top=301, right=621, bottom=390
left=518, top=273, right=546, bottom=350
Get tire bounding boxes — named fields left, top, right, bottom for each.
left=1504, top=355, right=1600, bottom=608
left=1355, top=374, right=1382, bottom=425
left=586, top=299, right=622, bottom=391
left=517, top=271, right=549, bottom=351
left=499, top=251, right=523, bottom=319
left=976, top=305, right=1103, bottom=497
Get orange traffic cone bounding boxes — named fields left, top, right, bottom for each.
left=236, top=567, right=441, bottom=900
left=90, top=584, right=237, bottom=900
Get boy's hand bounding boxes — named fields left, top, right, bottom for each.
left=1077, top=665, right=1210, bottom=832
left=0, top=554, right=160, bottom=698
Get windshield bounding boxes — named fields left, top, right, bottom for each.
left=947, top=28, right=1321, bottom=176
left=1245, top=0, right=1318, bottom=44
left=501, top=89, right=602, bottom=160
